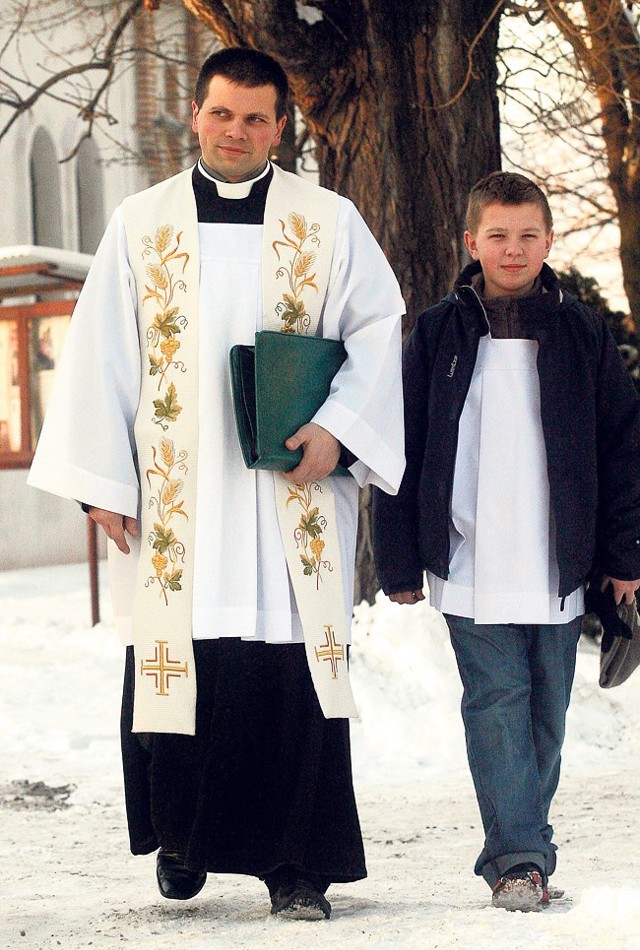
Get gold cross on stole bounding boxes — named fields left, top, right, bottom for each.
left=314, top=625, right=346, bottom=679
left=140, top=639, right=189, bottom=695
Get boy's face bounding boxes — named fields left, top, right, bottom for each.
left=464, top=201, right=553, bottom=299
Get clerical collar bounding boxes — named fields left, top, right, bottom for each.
left=196, top=158, right=271, bottom=199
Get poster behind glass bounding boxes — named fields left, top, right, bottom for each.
left=0, top=320, right=20, bottom=453
left=29, top=316, right=71, bottom=451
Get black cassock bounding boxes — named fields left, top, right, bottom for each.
left=120, top=164, right=366, bottom=886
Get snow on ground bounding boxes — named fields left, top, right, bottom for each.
left=1, top=562, right=640, bottom=949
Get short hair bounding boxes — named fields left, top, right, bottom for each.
left=194, top=48, right=289, bottom=119
left=466, top=171, right=553, bottom=234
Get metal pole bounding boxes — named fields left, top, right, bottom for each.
left=87, top=514, right=100, bottom=626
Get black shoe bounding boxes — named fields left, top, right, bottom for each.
left=270, top=879, right=331, bottom=920
left=156, top=849, right=207, bottom=900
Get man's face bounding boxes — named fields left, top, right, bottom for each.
left=464, top=202, right=553, bottom=298
left=191, top=75, right=286, bottom=182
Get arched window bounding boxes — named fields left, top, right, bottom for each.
left=29, top=128, right=63, bottom=247
left=76, top=137, right=105, bottom=254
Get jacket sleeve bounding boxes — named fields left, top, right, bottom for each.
left=373, top=318, right=431, bottom=594
left=595, top=321, right=640, bottom=580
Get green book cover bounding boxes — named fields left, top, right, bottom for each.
left=230, top=330, right=350, bottom=475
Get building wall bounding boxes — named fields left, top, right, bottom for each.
left=0, top=77, right=144, bottom=252
left=0, top=468, right=106, bottom=570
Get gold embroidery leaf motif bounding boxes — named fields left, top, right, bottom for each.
left=140, top=224, right=191, bottom=604
left=272, top=211, right=320, bottom=333
left=142, top=227, right=189, bottom=394
left=153, top=380, right=182, bottom=426
left=145, top=439, right=188, bottom=604
left=286, top=483, right=333, bottom=589
left=274, top=208, right=334, bottom=585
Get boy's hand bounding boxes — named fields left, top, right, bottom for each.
left=601, top=575, right=640, bottom=606
left=389, top=589, right=425, bottom=605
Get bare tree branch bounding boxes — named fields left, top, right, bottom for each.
left=0, top=0, right=145, bottom=145
left=501, top=1, right=640, bottom=327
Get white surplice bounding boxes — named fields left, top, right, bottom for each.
left=28, top=182, right=405, bottom=645
left=427, top=336, right=584, bottom=624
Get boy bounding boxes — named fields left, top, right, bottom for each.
left=373, top=171, right=640, bottom=912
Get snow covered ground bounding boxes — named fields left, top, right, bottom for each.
left=2, top=561, right=640, bottom=949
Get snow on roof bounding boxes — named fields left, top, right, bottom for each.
left=0, top=244, right=93, bottom=297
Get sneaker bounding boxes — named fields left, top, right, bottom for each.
left=491, top=864, right=544, bottom=912
left=270, top=879, right=331, bottom=920
left=541, top=883, right=565, bottom=904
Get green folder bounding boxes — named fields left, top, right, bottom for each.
left=229, top=330, right=351, bottom=475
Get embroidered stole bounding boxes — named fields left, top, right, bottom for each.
left=122, top=165, right=356, bottom=735
left=123, top=171, right=200, bottom=735
left=263, top=167, right=358, bottom=720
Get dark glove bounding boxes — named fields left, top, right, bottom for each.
left=584, top=582, right=634, bottom=652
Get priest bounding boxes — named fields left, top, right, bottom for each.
left=28, top=48, right=405, bottom=921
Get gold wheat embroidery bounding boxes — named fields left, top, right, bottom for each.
left=139, top=224, right=190, bottom=603
left=272, top=212, right=320, bottom=333
left=144, top=438, right=188, bottom=604
left=274, top=210, right=332, bottom=582
left=142, top=225, right=190, bottom=412
left=286, top=482, right=334, bottom=589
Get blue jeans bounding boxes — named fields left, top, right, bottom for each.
left=444, top=614, right=582, bottom=888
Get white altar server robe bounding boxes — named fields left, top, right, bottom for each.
left=427, top=336, right=584, bottom=624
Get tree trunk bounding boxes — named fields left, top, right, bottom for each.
left=311, top=4, right=502, bottom=328
left=180, top=0, right=503, bottom=601
left=616, top=187, right=640, bottom=331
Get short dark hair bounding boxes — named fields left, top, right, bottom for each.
left=194, top=48, right=289, bottom=119
left=466, top=171, right=553, bottom=234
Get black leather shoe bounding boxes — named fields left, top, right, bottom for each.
left=156, top=849, right=207, bottom=900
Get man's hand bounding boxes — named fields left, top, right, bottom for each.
left=88, top=507, right=138, bottom=555
left=389, top=589, right=426, bottom=605
left=284, top=422, right=340, bottom=484
left=601, top=575, right=640, bottom=606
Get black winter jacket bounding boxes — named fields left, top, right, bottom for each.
left=373, top=262, right=640, bottom=598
